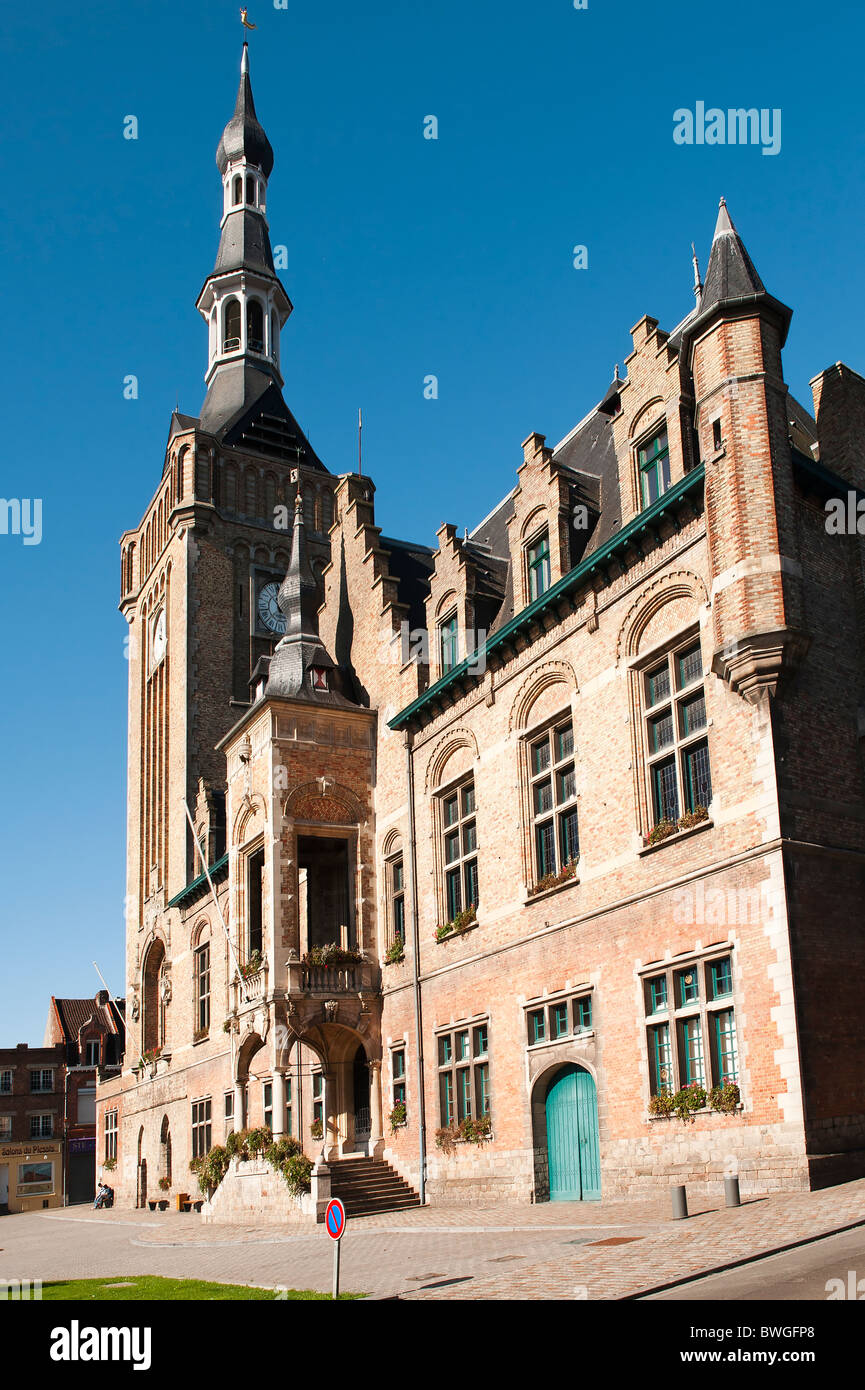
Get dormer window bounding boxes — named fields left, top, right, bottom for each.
left=637, top=425, right=671, bottom=507
left=526, top=530, right=551, bottom=602
left=223, top=298, right=241, bottom=352
left=312, top=667, right=328, bottom=691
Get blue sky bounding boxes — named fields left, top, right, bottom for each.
left=1, top=0, right=863, bottom=1041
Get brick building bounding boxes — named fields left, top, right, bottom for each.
left=98, top=44, right=865, bottom=1213
left=44, top=993, right=125, bottom=1203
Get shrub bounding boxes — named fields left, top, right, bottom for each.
left=265, top=1138, right=303, bottom=1168
left=188, top=1156, right=202, bottom=1174
left=388, top=1101, right=407, bottom=1133
left=197, top=1145, right=230, bottom=1194
left=225, top=1129, right=248, bottom=1161
left=282, top=1154, right=313, bottom=1197
left=709, top=1082, right=741, bottom=1115
left=245, top=1126, right=272, bottom=1157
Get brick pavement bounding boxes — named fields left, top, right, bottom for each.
left=2, top=1179, right=865, bottom=1299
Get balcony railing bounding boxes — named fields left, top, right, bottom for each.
left=231, top=957, right=269, bottom=1012
left=287, top=958, right=379, bottom=996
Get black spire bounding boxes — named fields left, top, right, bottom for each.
left=215, top=43, right=274, bottom=178
left=264, top=487, right=353, bottom=704
left=688, top=198, right=792, bottom=346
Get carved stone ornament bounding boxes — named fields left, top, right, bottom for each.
left=324, top=1000, right=338, bottom=1023
left=159, top=975, right=172, bottom=1005
left=129, top=993, right=141, bottom=1022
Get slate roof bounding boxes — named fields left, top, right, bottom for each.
left=216, top=44, right=274, bottom=178
left=210, top=207, right=276, bottom=280
left=199, top=367, right=328, bottom=468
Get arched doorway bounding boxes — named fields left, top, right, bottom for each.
left=544, top=1065, right=600, bottom=1201
left=353, top=1045, right=371, bottom=1152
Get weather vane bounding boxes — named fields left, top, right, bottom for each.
left=240, top=8, right=257, bottom=31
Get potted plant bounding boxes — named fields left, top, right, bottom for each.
left=647, top=819, right=677, bottom=846
left=238, top=950, right=264, bottom=980
left=434, top=904, right=477, bottom=942
left=709, top=1082, right=741, bottom=1114
left=531, top=858, right=579, bottom=896
left=678, top=805, right=709, bottom=831
left=671, top=1082, right=707, bottom=1123
left=310, top=1118, right=323, bottom=1142
left=102, top=1156, right=117, bottom=1173
left=384, top=938, right=405, bottom=965
left=388, top=1100, right=407, bottom=1133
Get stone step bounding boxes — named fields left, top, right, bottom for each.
left=326, top=1158, right=420, bottom=1216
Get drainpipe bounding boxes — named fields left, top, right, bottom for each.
left=405, top=734, right=427, bottom=1204
left=62, top=1067, right=70, bottom=1207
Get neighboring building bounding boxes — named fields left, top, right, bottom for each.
left=44, top=993, right=125, bottom=1203
left=99, top=42, right=865, bottom=1213
left=0, top=991, right=126, bottom=1214
left=0, top=1044, right=65, bottom=1212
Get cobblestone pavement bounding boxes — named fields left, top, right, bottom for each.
left=2, top=1180, right=864, bottom=1299
left=403, top=1179, right=865, bottom=1300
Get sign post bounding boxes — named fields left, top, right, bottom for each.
left=325, top=1197, right=346, bottom=1299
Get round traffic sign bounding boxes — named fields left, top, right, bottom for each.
left=325, top=1197, right=346, bottom=1240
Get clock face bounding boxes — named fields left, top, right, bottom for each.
left=151, top=610, right=167, bottom=666
left=257, top=581, right=286, bottom=635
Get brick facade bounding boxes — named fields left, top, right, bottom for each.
left=98, top=55, right=865, bottom=1213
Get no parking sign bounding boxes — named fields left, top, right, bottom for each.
left=325, top=1198, right=346, bottom=1298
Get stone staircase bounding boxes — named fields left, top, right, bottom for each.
left=328, top=1157, right=420, bottom=1218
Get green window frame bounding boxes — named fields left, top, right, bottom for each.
left=285, top=1078, right=292, bottom=1137
left=439, top=612, right=458, bottom=674
left=680, top=1017, right=706, bottom=1086
left=526, top=530, right=551, bottom=602
left=574, top=995, right=592, bottom=1031
left=528, top=1008, right=546, bottom=1044
left=312, top=1071, right=323, bottom=1129
left=392, top=1048, right=406, bottom=1113
left=714, top=1009, right=739, bottom=1085
left=437, top=1021, right=491, bottom=1129
left=528, top=719, right=579, bottom=888
left=650, top=1023, right=673, bottom=1095
left=676, top=967, right=700, bottom=1006
left=440, top=780, right=479, bottom=923
left=648, top=975, right=668, bottom=1013
left=708, top=956, right=733, bottom=1000
left=390, top=856, right=405, bottom=944
left=637, top=426, right=671, bottom=507
left=263, top=1080, right=273, bottom=1132
left=551, top=1002, right=569, bottom=1039
left=643, top=635, right=712, bottom=834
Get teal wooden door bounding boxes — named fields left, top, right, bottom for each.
left=545, top=1066, right=601, bottom=1201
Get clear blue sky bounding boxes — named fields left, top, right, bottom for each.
left=1, top=0, right=863, bottom=1041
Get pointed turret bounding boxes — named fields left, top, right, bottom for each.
left=216, top=43, right=274, bottom=180
left=688, top=198, right=791, bottom=346
left=264, top=487, right=355, bottom=705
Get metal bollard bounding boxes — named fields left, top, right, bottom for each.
left=671, top=1184, right=688, bottom=1220
left=725, top=1175, right=741, bottom=1208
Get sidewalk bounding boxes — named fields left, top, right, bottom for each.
left=402, top=1177, right=865, bottom=1300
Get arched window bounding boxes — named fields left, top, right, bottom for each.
left=322, top=490, right=333, bottom=532
left=142, top=939, right=166, bottom=1053
left=223, top=299, right=241, bottom=352
left=246, top=175, right=256, bottom=205
left=303, top=490, right=315, bottom=532
left=233, top=175, right=242, bottom=206
left=247, top=300, right=264, bottom=354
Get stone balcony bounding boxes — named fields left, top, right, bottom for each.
left=287, top=958, right=379, bottom=996
left=231, top=958, right=269, bottom=1014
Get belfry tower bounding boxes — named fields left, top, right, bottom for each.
left=118, top=43, right=337, bottom=965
